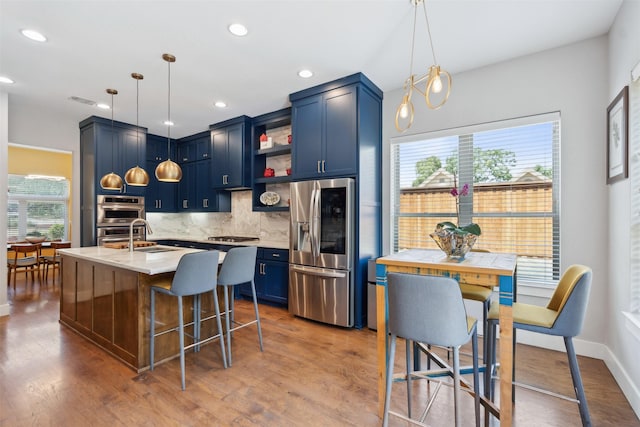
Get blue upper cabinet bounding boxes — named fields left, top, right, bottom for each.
left=177, top=131, right=210, bottom=163
left=147, top=133, right=175, bottom=162
left=210, top=116, right=252, bottom=190
left=290, top=73, right=382, bottom=180
left=80, top=116, right=147, bottom=197
left=146, top=133, right=177, bottom=212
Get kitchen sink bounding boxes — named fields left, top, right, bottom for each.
left=134, top=246, right=180, bottom=253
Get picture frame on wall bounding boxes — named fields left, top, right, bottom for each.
left=607, top=85, right=629, bottom=184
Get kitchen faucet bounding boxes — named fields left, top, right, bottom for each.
left=129, top=218, right=153, bottom=252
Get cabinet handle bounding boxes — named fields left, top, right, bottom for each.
left=260, top=263, right=266, bottom=275
left=159, top=200, right=162, bottom=209
left=322, top=160, right=326, bottom=173
left=203, top=198, right=208, bottom=208
left=317, top=160, right=321, bottom=173
left=272, top=253, right=280, bottom=258
left=183, top=200, right=188, bottom=209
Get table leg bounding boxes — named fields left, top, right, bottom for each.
left=499, top=304, right=514, bottom=426
left=376, top=264, right=388, bottom=418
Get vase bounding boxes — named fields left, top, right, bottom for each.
left=429, top=227, right=479, bottom=260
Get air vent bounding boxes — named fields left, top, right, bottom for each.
left=68, top=96, right=96, bottom=106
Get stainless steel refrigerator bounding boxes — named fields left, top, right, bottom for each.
left=289, top=178, right=355, bottom=327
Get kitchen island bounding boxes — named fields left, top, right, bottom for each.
left=58, top=245, right=225, bottom=372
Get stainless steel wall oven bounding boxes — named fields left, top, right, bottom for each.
left=95, top=195, right=146, bottom=245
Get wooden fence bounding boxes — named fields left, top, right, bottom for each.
left=397, top=181, right=554, bottom=258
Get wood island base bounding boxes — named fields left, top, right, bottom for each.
left=59, top=254, right=225, bottom=372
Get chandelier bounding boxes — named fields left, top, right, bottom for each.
left=395, top=0, right=451, bottom=132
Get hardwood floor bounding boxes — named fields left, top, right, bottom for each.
left=1, top=275, right=638, bottom=426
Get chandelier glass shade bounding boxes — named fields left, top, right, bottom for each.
left=155, top=53, right=182, bottom=182
left=395, top=0, right=452, bottom=132
left=124, top=72, right=150, bottom=186
left=99, top=88, right=124, bottom=191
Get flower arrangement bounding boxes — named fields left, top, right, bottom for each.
left=437, top=183, right=481, bottom=237
left=430, top=182, right=481, bottom=258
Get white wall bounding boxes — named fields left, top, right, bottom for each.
left=607, top=0, right=640, bottom=416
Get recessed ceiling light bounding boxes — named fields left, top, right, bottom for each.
left=164, top=120, right=174, bottom=126
left=0, top=76, right=15, bottom=84
left=228, top=23, right=248, bottom=37
left=21, top=29, right=47, bottom=42
left=214, top=101, right=227, bottom=108
left=96, top=103, right=110, bottom=110
left=298, top=69, right=313, bottom=78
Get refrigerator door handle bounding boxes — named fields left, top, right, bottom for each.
left=311, top=183, right=321, bottom=259
left=290, top=265, right=347, bottom=279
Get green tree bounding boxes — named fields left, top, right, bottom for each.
left=442, top=147, right=516, bottom=183
left=534, top=164, right=552, bottom=178
left=473, top=148, right=515, bottom=182
left=412, top=156, right=442, bottom=187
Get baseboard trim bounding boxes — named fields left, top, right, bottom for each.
left=508, top=331, right=640, bottom=420
left=0, top=302, right=10, bottom=317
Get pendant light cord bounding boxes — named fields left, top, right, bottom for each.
left=422, top=0, right=438, bottom=65
left=111, top=91, right=115, bottom=171
left=166, top=58, right=171, bottom=159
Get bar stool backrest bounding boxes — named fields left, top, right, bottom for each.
left=170, top=251, right=220, bottom=296
left=387, top=272, right=471, bottom=348
left=218, top=246, right=258, bottom=286
left=545, top=264, right=592, bottom=337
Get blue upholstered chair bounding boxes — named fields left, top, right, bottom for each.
left=485, top=264, right=592, bottom=426
left=383, top=273, right=481, bottom=427
left=149, top=250, right=227, bottom=390
left=217, top=246, right=263, bottom=367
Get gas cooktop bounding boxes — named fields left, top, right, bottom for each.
left=207, top=236, right=259, bottom=243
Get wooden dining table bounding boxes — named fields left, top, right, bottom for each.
left=375, top=249, right=517, bottom=426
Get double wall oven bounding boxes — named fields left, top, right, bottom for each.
left=95, top=195, right=146, bottom=246
left=289, top=178, right=354, bottom=327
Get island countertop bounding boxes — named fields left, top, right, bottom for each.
left=57, top=245, right=208, bottom=275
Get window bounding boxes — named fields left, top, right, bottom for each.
left=7, top=174, right=70, bottom=242
left=391, top=113, right=560, bottom=287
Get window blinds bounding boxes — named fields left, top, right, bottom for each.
left=391, top=113, right=561, bottom=287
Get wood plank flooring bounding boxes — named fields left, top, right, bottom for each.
left=1, top=275, right=639, bottom=426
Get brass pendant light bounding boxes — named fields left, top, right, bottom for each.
left=155, top=53, right=182, bottom=182
left=99, top=88, right=124, bottom=191
left=124, top=72, right=150, bottom=186
left=395, top=0, right=452, bottom=132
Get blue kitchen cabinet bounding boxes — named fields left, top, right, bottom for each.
left=290, top=85, right=356, bottom=179
left=80, top=116, right=147, bottom=197
left=146, top=133, right=175, bottom=162
left=145, top=159, right=177, bottom=212
left=239, top=248, right=288, bottom=306
left=210, top=116, right=252, bottom=190
left=177, top=159, right=230, bottom=212
left=289, top=73, right=382, bottom=180
left=177, top=131, right=210, bottom=163
left=146, top=133, right=177, bottom=212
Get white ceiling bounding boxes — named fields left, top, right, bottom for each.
left=0, top=0, right=623, bottom=139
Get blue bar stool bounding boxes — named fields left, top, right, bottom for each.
left=217, top=246, right=262, bottom=367
left=150, top=250, right=227, bottom=390
left=383, top=272, right=481, bottom=427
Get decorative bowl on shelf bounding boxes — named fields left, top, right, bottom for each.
left=259, top=191, right=280, bottom=206
left=25, top=236, right=47, bottom=244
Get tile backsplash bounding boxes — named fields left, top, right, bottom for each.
left=147, top=190, right=289, bottom=242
